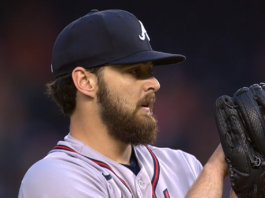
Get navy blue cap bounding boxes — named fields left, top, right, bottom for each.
left=51, top=9, right=185, bottom=78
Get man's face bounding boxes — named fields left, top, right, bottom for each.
left=96, top=62, right=160, bottom=145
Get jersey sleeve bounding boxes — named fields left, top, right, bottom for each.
left=180, top=150, right=203, bottom=178
left=147, top=146, right=203, bottom=181
left=18, top=155, right=109, bottom=198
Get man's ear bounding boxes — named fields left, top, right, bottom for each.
left=72, top=67, right=98, bottom=98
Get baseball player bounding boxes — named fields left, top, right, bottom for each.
left=18, top=9, right=231, bottom=198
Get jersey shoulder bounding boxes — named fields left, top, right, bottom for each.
left=18, top=151, right=108, bottom=198
left=138, top=145, right=203, bottom=177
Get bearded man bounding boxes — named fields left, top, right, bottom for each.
left=18, top=9, right=233, bottom=198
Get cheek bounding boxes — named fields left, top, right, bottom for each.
left=118, top=84, right=141, bottom=107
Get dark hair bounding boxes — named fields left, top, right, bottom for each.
left=46, top=67, right=104, bottom=116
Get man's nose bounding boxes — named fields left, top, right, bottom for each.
left=143, top=77, right=160, bottom=93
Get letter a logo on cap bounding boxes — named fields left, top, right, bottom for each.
left=138, top=20, right=150, bottom=41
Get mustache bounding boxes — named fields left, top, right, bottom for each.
left=136, top=93, right=156, bottom=109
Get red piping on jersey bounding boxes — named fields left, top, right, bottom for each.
left=54, top=145, right=133, bottom=198
left=54, top=145, right=77, bottom=153
left=145, top=145, right=160, bottom=198
left=163, top=189, right=170, bottom=198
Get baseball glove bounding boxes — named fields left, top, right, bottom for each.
left=214, top=83, right=265, bottom=198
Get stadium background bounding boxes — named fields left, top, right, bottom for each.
left=1, top=0, right=265, bottom=197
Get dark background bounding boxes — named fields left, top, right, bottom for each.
left=1, top=0, right=265, bottom=197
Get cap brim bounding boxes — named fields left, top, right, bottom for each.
left=108, top=50, right=186, bottom=66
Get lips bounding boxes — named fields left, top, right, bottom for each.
left=140, top=98, right=155, bottom=111
left=137, top=93, right=156, bottom=111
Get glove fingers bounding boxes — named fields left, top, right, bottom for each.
left=215, top=95, right=250, bottom=174
left=234, top=86, right=265, bottom=157
left=250, top=83, right=265, bottom=108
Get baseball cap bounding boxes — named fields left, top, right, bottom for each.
left=51, top=9, right=186, bottom=78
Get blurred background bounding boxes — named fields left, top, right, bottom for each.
left=1, top=0, right=265, bottom=197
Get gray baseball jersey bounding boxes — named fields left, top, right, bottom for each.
left=18, top=134, right=202, bottom=198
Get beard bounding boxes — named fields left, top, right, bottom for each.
left=96, top=78, right=158, bottom=146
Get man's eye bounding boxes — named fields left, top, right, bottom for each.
left=127, top=67, right=154, bottom=76
left=130, top=69, right=140, bottom=74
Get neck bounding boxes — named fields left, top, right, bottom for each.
left=69, top=109, right=132, bottom=165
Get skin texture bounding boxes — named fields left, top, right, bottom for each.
left=69, top=61, right=160, bottom=165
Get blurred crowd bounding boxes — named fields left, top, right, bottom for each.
left=1, top=1, right=265, bottom=197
